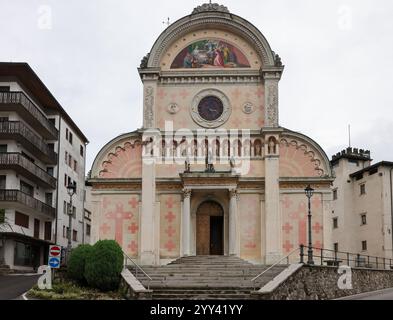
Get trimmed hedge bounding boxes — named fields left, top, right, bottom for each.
left=67, top=244, right=93, bottom=284
left=84, top=240, right=124, bottom=291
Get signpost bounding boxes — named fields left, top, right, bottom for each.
left=48, top=245, right=61, bottom=269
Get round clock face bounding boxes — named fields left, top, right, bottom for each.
left=197, top=96, right=224, bottom=121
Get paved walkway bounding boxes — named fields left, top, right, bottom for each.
left=0, top=274, right=39, bottom=300
left=337, top=288, right=393, bottom=300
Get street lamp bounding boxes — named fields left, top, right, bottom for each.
left=66, top=183, right=76, bottom=263
left=304, top=184, right=315, bottom=265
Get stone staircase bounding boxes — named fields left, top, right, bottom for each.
left=0, top=264, right=12, bottom=275
left=128, top=256, right=288, bottom=300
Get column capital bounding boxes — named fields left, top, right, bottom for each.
left=183, top=188, right=192, bottom=199
left=229, top=188, right=238, bottom=199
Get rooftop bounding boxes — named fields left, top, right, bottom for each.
left=0, top=62, right=89, bottom=143
left=331, top=147, right=371, bottom=165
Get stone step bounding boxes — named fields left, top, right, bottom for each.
left=127, top=256, right=288, bottom=300
left=151, top=293, right=252, bottom=300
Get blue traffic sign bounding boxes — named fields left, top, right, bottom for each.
left=49, top=257, right=60, bottom=269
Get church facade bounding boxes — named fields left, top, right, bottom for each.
left=88, top=3, right=334, bottom=265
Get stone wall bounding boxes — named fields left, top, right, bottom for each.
left=259, top=265, right=393, bottom=300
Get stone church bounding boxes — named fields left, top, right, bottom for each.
left=88, top=3, right=333, bottom=266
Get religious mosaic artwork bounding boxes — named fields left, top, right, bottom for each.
left=171, top=39, right=251, bottom=69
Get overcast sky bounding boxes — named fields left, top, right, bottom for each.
left=1, top=0, right=392, bottom=170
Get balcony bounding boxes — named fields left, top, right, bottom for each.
left=0, top=121, right=57, bottom=164
left=0, top=153, right=56, bottom=189
left=0, top=189, right=55, bottom=218
left=0, top=91, right=58, bottom=140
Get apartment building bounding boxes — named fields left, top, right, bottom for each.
left=331, top=147, right=393, bottom=261
left=0, top=62, right=88, bottom=271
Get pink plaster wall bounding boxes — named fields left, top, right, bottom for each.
left=99, top=141, right=142, bottom=178
left=98, top=195, right=140, bottom=258
left=160, top=194, right=182, bottom=258
left=239, top=194, right=261, bottom=260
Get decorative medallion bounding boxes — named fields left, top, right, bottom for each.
left=191, top=89, right=231, bottom=128
left=167, top=103, right=180, bottom=114
left=243, top=102, right=255, bottom=114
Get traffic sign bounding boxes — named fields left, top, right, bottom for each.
left=48, top=257, right=60, bottom=269
left=49, top=245, right=61, bottom=257
left=48, top=245, right=62, bottom=269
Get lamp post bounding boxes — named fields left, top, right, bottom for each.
left=304, top=184, right=315, bottom=265
left=66, top=183, right=76, bottom=263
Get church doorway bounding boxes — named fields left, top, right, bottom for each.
left=196, top=201, right=224, bottom=256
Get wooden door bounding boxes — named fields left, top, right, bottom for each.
left=196, top=201, right=224, bottom=255
left=196, top=215, right=210, bottom=255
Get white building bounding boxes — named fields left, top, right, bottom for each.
left=331, top=147, right=393, bottom=261
left=0, top=62, right=89, bottom=271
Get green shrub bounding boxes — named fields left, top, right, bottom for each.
left=84, top=240, right=124, bottom=291
left=67, top=244, right=93, bottom=284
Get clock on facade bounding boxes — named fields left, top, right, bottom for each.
left=197, top=96, right=224, bottom=121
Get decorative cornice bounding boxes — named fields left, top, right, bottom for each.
left=192, top=3, right=230, bottom=15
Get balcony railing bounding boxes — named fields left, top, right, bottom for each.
left=0, top=153, right=56, bottom=189
left=0, top=91, right=58, bottom=139
left=0, top=189, right=55, bottom=218
left=0, top=121, right=57, bottom=164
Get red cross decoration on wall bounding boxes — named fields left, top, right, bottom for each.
left=312, top=223, right=323, bottom=234
left=164, top=240, right=176, bottom=252
left=128, top=241, right=138, bottom=254
left=165, top=226, right=176, bottom=238
left=282, top=223, right=293, bottom=234
left=128, top=223, right=139, bottom=234
left=283, top=240, right=294, bottom=253
left=157, top=89, right=167, bottom=100
left=105, top=203, right=133, bottom=246
left=244, top=241, right=257, bottom=249
left=165, top=196, right=175, bottom=209
left=281, top=196, right=293, bottom=209
left=179, top=89, right=189, bottom=99
left=312, top=196, right=321, bottom=209
left=255, top=87, right=264, bottom=98
left=103, top=197, right=111, bottom=209
left=165, top=211, right=176, bottom=223
left=100, top=223, right=111, bottom=235
left=289, top=202, right=307, bottom=246
left=313, top=240, right=323, bottom=249
left=129, top=197, right=139, bottom=209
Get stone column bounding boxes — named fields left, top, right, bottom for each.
left=140, top=155, right=156, bottom=265
left=264, top=132, right=282, bottom=264
left=229, top=189, right=238, bottom=256
left=182, top=189, right=191, bottom=256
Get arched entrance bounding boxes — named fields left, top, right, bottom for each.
left=196, top=201, right=224, bottom=255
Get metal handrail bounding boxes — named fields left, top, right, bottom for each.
left=307, top=246, right=393, bottom=270
left=0, top=121, right=58, bottom=162
left=251, top=247, right=300, bottom=289
left=123, top=252, right=152, bottom=290
left=0, top=91, right=58, bottom=138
